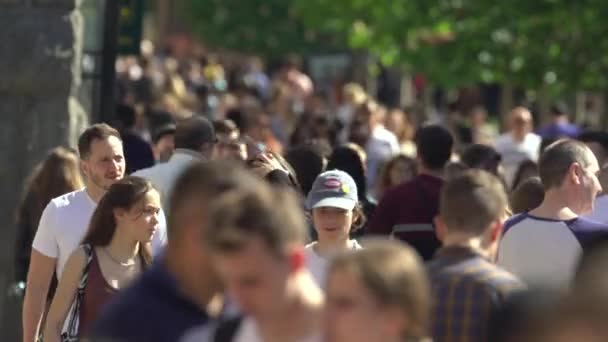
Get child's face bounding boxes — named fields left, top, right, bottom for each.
left=312, top=206, right=354, bottom=242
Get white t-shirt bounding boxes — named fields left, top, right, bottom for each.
left=498, top=213, right=608, bottom=291
left=304, top=240, right=363, bottom=287
left=234, top=317, right=322, bottom=342
left=366, top=125, right=400, bottom=188
left=134, top=149, right=203, bottom=211
left=494, top=132, right=542, bottom=187
left=583, top=195, right=608, bottom=224
left=32, top=188, right=167, bottom=278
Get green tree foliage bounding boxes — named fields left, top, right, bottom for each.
left=183, top=0, right=608, bottom=92
left=294, top=0, right=608, bottom=92
left=182, top=0, right=344, bottom=57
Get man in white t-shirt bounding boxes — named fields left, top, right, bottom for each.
left=498, top=139, right=608, bottom=291
left=134, top=116, right=216, bottom=211
left=350, top=100, right=399, bottom=189
left=206, top=180, right=323, bottom=342
left=22, top=124, right=167, bottom=342
left=494, top=107, right=542, bottom=188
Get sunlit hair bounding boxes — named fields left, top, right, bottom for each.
left=16, top=147, right=83, bottom=228
left=329, top=239, right=430, bottom=341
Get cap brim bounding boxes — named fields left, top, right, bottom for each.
left=310, top=197, right=356, bottom=211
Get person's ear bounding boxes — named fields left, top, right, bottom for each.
left=80, top=160, right=89, bottom=179
left=570, top=163, right=583, bottom=185
left=434, top=216, right=447, bottom=243
left=113, top=207, right=128, bottom=223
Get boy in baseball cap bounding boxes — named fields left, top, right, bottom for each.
left=304, top=170, right=364, bottom=286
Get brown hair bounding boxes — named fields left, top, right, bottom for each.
left=440, top=169, right=508, bottom=235
left=378, top=155, right=417, bottom=193
left=388, top=108, right=415, bottom=143
left=206, top=187, right=307, bottom=258
left=539, top=139, right=594, bottom=190
left=81, top=176, right=155, bottom=264
left=78, top=123, right=121, bottom=159
left=510, top=177, right=545, bottom=214
left=329, top=239, right=430, bottom=340
left=16, top=147, right=83, bottom=232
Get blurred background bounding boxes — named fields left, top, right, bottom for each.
left=3, top=0, right=608, bottom=339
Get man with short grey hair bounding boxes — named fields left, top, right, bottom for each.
left=498, top=139, right=608, bottom=290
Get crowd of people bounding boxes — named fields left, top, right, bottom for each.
left=12, top=43, right=608, bottom=342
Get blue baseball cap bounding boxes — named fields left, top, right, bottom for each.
left=306, top=170, right=358, bottom=210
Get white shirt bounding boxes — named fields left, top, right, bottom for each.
left=32, top=189, right=167, bottom=278
left=498, top=213, right=608, bottom=291
left=366, top=125, right=400, bottom=188
left=234, top=317, right=322, bottom=342
left=304, top=240, right=363, bottom=287
left=134, top=149, right=203, bottom=211
left=494, top=132, right=542, bottom=187
left=583, top=195, right=608, bottom=224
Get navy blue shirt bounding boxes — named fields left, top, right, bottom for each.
left=91, top=260, right=210, bottom=342
left=122, top=132, right=155, bottom=174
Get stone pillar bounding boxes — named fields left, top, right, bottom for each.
left=0, top=0, right=87, bottom=339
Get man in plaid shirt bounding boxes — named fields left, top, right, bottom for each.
left=428, top=170, right=525, bottom=342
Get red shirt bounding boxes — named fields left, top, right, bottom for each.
left=369, top=174, right=443, bottom=260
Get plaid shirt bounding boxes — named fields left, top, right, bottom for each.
left=427, top=246, right=525, bottom=342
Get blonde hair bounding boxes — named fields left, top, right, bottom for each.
left=329, top=239, right=430, bottom=340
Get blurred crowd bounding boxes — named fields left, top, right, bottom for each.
left=13, top=39, right=608, bottom=342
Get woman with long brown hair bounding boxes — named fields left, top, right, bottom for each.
left=43, top=176, right=160, bottom=341
left=14, top=147, right=83, bottom=288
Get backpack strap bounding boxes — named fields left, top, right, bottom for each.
left=62, top=244, right=94, bottom=340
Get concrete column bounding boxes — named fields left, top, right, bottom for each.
left=0, top=0, right=88, bottom=339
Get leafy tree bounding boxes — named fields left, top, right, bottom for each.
left=182, top=0, right=345, bottom=58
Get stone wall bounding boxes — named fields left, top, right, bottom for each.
left=0, top=0, right=87, bottom=339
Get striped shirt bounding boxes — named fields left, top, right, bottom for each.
left=428, top=246, right=525, bottom=342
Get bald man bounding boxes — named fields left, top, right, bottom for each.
left=495, top=107, right=542, bottom=188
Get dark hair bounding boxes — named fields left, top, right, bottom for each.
left=115, top=104, right=137, bottom=129
left=538, top=139, right=594, bottom=190
left=81, top=176, right=155, bottom=263
left=461, top=144, right=502, bottom=174
left=440, top=169, right=508, bottom=234
left=510, top=177, right=544, bottom=214
left=174, top=115, right=216, bottom=151
left=206, top=186, right=307, bottom=258
left=151, top=124, right=176, bottom=145
left=213, top=119, right=239, bottom=136
left=327, top=146, right=368, bottom=201
left=512, top=159, right=539, bottom=191
left=285, top=145, right=325, bottom=196
left=415, top=125, right=453, bottom=170
left=78, top=124, right=122, bottom=159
